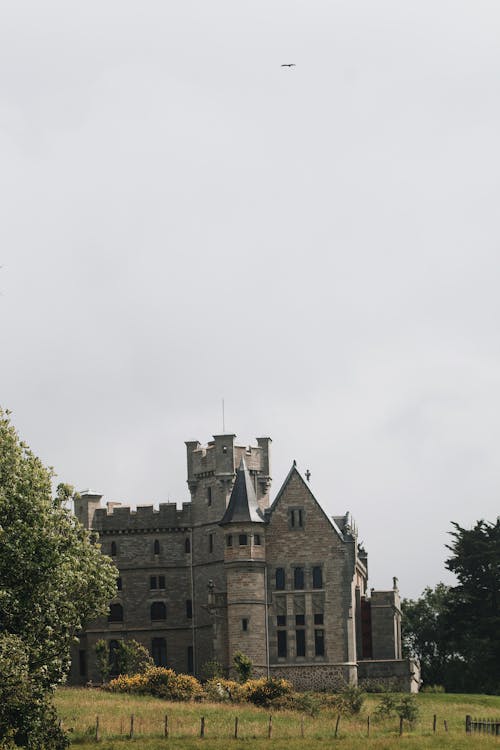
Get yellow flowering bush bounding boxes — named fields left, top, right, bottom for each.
left=203, top=678, right=246, bottom=703
left=242, top=677, right=293, bottom=707
left=106, top=667, right=202, bottom=701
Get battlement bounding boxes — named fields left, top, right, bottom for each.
left=186, top=435, right=271, bottom=481
left=92, top=501, right=192, bottom=532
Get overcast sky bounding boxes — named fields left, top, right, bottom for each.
left=1, top=1, right=499, bottom=599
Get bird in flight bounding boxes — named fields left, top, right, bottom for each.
left=281, top=63, right=296, bottom=68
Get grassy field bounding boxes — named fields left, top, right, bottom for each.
left=55, top=688, right=500, bottom=749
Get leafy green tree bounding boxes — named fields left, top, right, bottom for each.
left=95, top=638, right=153, bottom=682
left=444, top=519, right=500, bottom=693
left=0, top=408, right=117, bottom=747
left=403, top=519, right=500, bottom=694
left=232, top=651, right=253, bottom=683
left=401, top=583, right=454, bottom=687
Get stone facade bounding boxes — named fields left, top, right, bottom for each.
left=69, top=434, right=419, bottom=691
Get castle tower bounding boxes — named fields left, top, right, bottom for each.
left=74, top=490, right=102, bottom=529
left=221, top=457, right=268, bottom=676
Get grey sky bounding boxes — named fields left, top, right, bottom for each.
left=1, top=1, right=499, bottom=598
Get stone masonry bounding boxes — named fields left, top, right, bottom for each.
left=69, top=434, right=419, bottom=692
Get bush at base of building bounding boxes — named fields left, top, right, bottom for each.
left=203, top=678, right=246, bottom=703
left=107, top=667, right=202, bottom=701
left=242, top=677, right=294, bottom=707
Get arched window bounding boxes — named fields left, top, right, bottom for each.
left=153, top=539, right=160, bottom=555
left=151, top=601, right=167, bottom=621
left=275, top=568, right=285, bottom=590
left=185, top=537, right=191, bottom=554
left=110, top=541, right=117, bottom=557
left=109, top=640, right=120, bottom=675
left=152, top=637, right=167, bottom=666
left=108, top=603, right=123, bottom=622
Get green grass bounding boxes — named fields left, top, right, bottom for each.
left=55, top=688, right=500, bottom=749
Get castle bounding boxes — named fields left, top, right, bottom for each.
left=70, top=434, right=419, bottom=691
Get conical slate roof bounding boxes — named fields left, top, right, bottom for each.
left=220, top=456, right=264, bottom=525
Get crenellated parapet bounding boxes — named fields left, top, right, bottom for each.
left=185, top=435, right=272, bottom=510
left=92, top=501, right=192, bottom=533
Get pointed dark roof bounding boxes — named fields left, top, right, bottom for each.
left=220, top=456, right=264, bottom=525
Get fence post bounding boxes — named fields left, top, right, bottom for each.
left=268, top=715, right=272, bottom=739
left=399, top=716, right=404, bottom=736
left=367, top=715, right=370, bottom=737
left=120, top=718, right=124, bottom=735
left=234, top=716, right=238, bottom=739
left=444, top=720, right=448, bottom=732
left=200, top=716, right=205, bottom=738
left=433, top=714, right=437, bottom=733
left=301, top=716, right=304, bottom=738
left=129, top=714, right=134, bottom=739
left=95, top=716, right=100, bottom=742
left=164, top=715, right=169, bottom=738
left=334, top=714, right=341, bottom=738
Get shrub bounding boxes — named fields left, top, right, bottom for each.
left=201, top=660, right=225, bottom=681
left=243, top=677, right=293, bottom=707
left=270, top=691, right=322, bottom=716
left=107, top=667, right=202, bottom=701
left=396, top=695, right=420, bottom=724
left=322, top=685, right=365, bottom=716
left=233, top=651, right=253, bottom=683
left=375, top=694, right=419, bottom=725
left=203, top=678, right=246, bottom=703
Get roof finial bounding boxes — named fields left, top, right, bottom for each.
left=293, top=459, right=297, bottom=467
left=305, top=469, right=311, bottom=482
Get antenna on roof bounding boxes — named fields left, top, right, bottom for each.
left=222, top=398, right=225, bottom=432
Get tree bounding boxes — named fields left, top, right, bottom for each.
left=444, top=519, right=500, bottom=693
left=401, top=583, right=455, bottom=687
left=402, top=519, right=500, bottom=694
left=95, top=639, right=153, bottom=682
left=0, top=408, right=117, bottom=748
left=232, top=651, right=253, bottom=683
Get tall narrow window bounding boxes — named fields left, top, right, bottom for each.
left=158, top=575, right=165, bottom=589
left=117, top=577, right=122, bottom=591
left=275, top=568, right=285, bottom=590
left=151, top=602, right=167, bottom=621
left=207, top=486, right=212, bottom=506
left=254, top=534, right=261, bottom=545
left=294, top=567, right=304, bottom=590
left=242, top=618, right=249, bottom=632
left=185, top=537, right=191, bottom=553
left=110, top=541, right=117, bottom=557
left=289, top=509, right=304, bottom=528
left=186, top=599, right=192, bottom=619
left=152, top=637, right=167, bottom=666
left=277, top=629, right=287, bottom=658
left=226, top=534, right=233, bottom=547
left=150, top=576, right=157, bottom=590
left=312, top=566, right=323, bottom=588
left=296, top=628, right=306, bottom=657
left=209, top=533, right=214, bottom=554
left=187, top=645, right=194, bottom=674
left=153, top=539, right=160, bottom=555
left=315, top=629, right=325, bottom=656
left=109, top=640, right=120, bottom=676
left=108, top=603, right=123, bottom=623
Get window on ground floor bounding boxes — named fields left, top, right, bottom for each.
left=152, top=637, right=167, bottom=666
